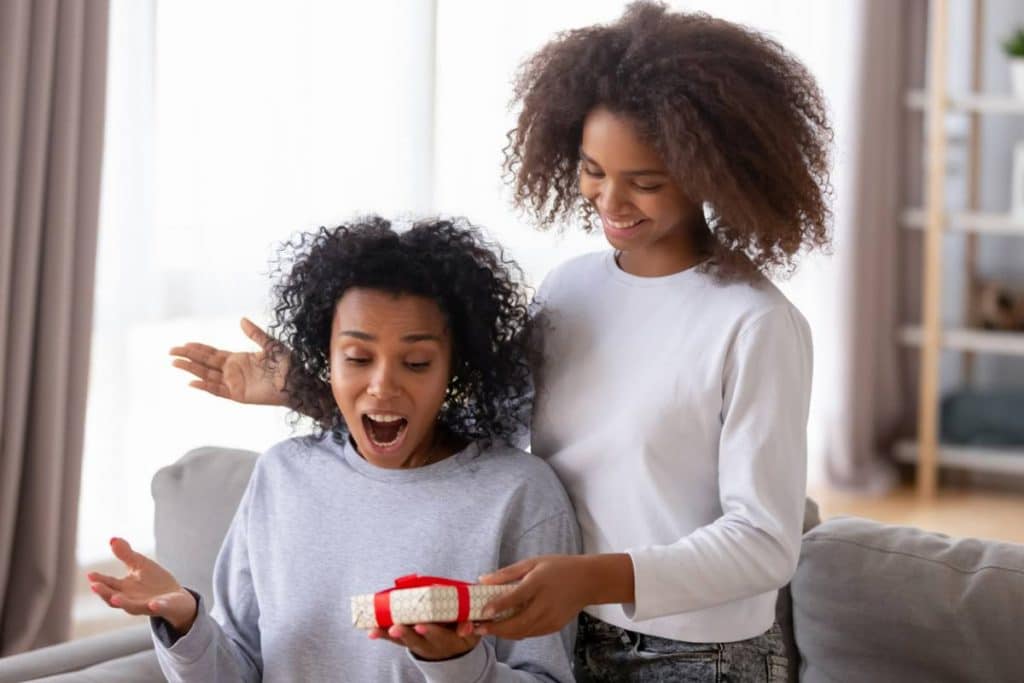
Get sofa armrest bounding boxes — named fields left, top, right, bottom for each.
left=0, top=623, right=152, bottom=683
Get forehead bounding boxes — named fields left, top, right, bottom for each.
left=332, top=288, right=447, bottom=337
left=580, top=107, right=664, bottom=168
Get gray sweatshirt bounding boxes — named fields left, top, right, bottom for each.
left=151, top=436, right=580, bottom=682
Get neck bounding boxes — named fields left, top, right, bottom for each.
left=402, top=426, right=456, bottom=469
left=617, top=219, right=710, bottom=278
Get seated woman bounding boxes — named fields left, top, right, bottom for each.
left=87, top=216, right=579, bottom=682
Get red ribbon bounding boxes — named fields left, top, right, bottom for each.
left=372, top=574, right=472, bottom=628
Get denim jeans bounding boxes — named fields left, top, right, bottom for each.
left=574, top=613, right=788, bottom=682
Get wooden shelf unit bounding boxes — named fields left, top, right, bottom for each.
left=908, top=0, right=1024, bottom=495
left=895, top=441, right=1024, bottom=477
left=901, top=208, right=1024, bottom=236
left=899, top=326, right=1024, bottom=356
left=906, top=88, right=1024, bottom=114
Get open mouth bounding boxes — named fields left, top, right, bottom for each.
left=361, top=413, right=409, bottom=450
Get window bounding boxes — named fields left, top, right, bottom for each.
left=82, top=0, right=850, bottom=570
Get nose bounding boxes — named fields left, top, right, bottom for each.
left=366, top=362, right=400, bottom=400
left=595, top=178, right=631, bottom=216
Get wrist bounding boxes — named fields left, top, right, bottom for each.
left=581, top=553, right=635, bottom=605
left=167, top=591, right=199, bottom=635
left=412, top=642, right=475, bottom=662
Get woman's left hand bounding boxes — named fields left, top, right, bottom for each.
left=472, top=555, right=594, bottom=640
left=369, top=622, right=479, bottom=661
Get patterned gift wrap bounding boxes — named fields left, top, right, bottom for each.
left=351, top=575, right=515, bottom=629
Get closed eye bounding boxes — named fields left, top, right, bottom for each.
left=406, top=362, right=431, bottom=371
left=345, top=357, right=371, bottom=365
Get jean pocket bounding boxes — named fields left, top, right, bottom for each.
left=635, top=633, right=720, bottom=657
left=632, top=635, right=722, bottom=681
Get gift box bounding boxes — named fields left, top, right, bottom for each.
left=351, top=574, right=515, bottom=629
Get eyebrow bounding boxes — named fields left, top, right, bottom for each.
left=579, top=149, right=667, bottom=177
left=339, top=330, right=443, bottom=343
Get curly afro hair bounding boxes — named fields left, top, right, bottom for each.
left=504, top=1, right=832, bottom=282
left=268, top=215, right=533, bottom=445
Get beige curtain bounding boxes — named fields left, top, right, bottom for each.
left=824, top=0, right=924, bottom=491
left=0, top=0, right=109, bottom=654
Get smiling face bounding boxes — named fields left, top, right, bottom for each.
left=330, top=288, right=453, bottom=469
left=579, top=106, right=706, bottom=276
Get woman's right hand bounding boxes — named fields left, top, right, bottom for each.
left=170, top=317, right=290, bottom=406
left=88, top=538, right=199, bottom=635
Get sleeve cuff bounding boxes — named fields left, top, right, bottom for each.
left=623, top=547, right=674, bottom=622
left=410, top=639, right=491, bottom=682
left=151, top=589, right=214, bottom=664
left=619, top=550, right=642, bottom=620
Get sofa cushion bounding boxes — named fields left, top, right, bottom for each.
left=0, top=624, right=152, bottom=683
left=152, top=446, right=259, bottom=610
left=30, top=650, right=163, bottom=682
left=791, top=517, right=1024, bottom=682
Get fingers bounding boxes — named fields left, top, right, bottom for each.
left=171, top=358, right=224, bottom=384
left=478, top=580, right=533, bottom=620
left=388, top=624, right=429, bottom=651
left=366, top=629, right=410, bottom=650
left=378, top=623, right=478, bottom=660
left=169, top=343, right=227, bottom=369
left=86, top=571, right=124, bottom=592
left=89, top=582, right=150, bottom=615
left=109, top=537, right=142, bottom=570
left=112, top=593, right=158, bottom=616
left=170, top=347, right=233, bottom=399
left=187, top=380, right=233, bottom=400
left=240, top=318, right=272, bottom=350
left=475, top=601, right=545, bottom=639
left=368, top=624, right=425, bottom=650
left=89, top=581, right=118, bottom=607
left=90, top=581, right=195, bottom=626
left=410, top=623, right=478, bottom=650
left=478, top=558, right=536, bottom=585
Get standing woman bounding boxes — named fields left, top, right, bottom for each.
left=468, top=4, right=830, bottom=680
left=172, top=3, right=831, bottom=680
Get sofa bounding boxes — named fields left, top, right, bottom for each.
left=1, top=446, right=1022, bottom=682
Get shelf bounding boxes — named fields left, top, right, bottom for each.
left=900, top=326, right=1024, bottom=356
left=895, top=440, right=1024, bottom=476
left=906, top=89, right=1024, bottom=114
left=901, top=208, right=1024, bottom=236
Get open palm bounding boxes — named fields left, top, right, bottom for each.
left=170, top=317, right=290, bottom=406
left=87, top=538, right=198, bottom=634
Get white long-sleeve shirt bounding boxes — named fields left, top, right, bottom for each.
left=151, top=437, right=579, bottom=682
left=531, top=250, right=811, bottom=643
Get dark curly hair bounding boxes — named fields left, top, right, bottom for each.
left=503, top=1, right=832, bottom=281
left=268, top=216, right=533, bottom=445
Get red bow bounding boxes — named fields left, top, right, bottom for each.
left=372, top=574, right=471, bottom=628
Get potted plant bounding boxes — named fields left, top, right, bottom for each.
left=1003, top=28, right=1024, bottom=98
